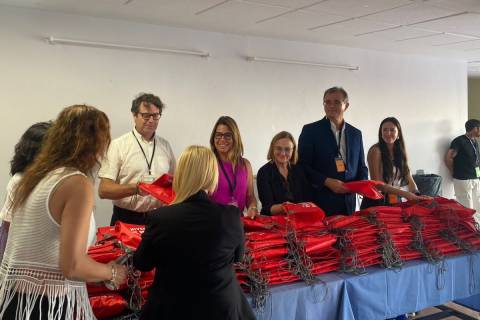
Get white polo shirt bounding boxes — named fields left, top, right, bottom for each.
left=99, top=128, right=176, bottom=212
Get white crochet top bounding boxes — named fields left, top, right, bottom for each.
left=0, top=167, right=96, bottom=320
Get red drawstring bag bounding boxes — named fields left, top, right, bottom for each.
left=242, top=215, right=288, bottom=232
left=245, top=231, right=285, bottom=241
left=344, top=180, right=384, bottom=200
left=246, top=238, right=287, bottom=251
left=89, top=293, right=128, bottom=319
left=282, top=203, right=326, bottom=231
left=138, top=174, right=176, bottom=205
left=113, top=222, right=145, bottom=249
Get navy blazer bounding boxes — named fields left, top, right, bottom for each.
left=298, top=117, right=368, bottom=215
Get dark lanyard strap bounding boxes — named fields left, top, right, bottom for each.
left=132, top=131, right=156, bottom=175
left=337, top=128, right=343, bottom=158
left=219, top=160, right=237, bottom=196
left=466, top=135, right=479, bottom=165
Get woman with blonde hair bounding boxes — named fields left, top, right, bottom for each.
left=257, top=131, right=313, bottom=215
left=0, top=105, right=127, bottom=319
left=209, top=116, right=258, bottom=218
left=133, top=145, right=255, bottom=320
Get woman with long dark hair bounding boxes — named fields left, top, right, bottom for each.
left=362, top=117, right=429, bottom=208
left=0, top=122, right=52, bottom=262
left=0, top=105, right=127, bottom=319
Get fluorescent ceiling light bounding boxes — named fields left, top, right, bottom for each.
left=46, top=36, right=210, bottom=58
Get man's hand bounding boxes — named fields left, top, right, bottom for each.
left=324, top=178, right=349, bottom=194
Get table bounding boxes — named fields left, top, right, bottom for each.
left=251, top=253, right=480, bottom=320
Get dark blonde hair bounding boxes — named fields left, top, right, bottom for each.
left=209, top=116, right=244, bottom=169
left=267, top=131, right=298, bottom=164
left=11, top=105, right=110, bottom=212
left=173, top=146, right=218, bottom=204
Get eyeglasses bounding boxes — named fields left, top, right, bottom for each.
left=214, top=132, right=233, bottom=141
left=138, top=112, right=161, bottom=120
left=274, top=146, right=293, bottom=153
left=323, top=100, right=344, bottom=107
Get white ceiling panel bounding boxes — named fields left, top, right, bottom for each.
left=182, top=1, right=287, bottom=32
left=251, top=9, right=343, bottom=31
left=427, top=0, right=480, bottom=12
left=306, top=0, right=414, bottom=18
left=413, top=13, right=480, bottom=36
left=239, top=0, right=318, bottom=9
left=393, top=33, right=471, bottom=46
left=355, top=26, right=437, bottom=41
left=364, top=1, right=460, bottom=26
left=310, top=19, right=393, bottom=37
left=2, top=0, right=480, bottom=70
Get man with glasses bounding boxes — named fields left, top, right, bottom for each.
left=99, top=93, right=176, bottom=225
left=445, top=119, right=480, bottom=213
left=298, top=86, right=368, bottom=215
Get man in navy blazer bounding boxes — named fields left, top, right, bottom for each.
left=298, top=87, right=368, bottom=215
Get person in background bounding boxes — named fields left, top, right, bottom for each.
left=133, top=145, right=255, bottom=320
left=99, top=93, right=176, bottom=225
left=361, top=117, right=430, bottom=209
left=209, top=116, right=258, bottom=219
left=0, top=105, right=126, bottom=319
left=0, top=121, right=52, bottom=262
left=257, top=131, right=313, bottom=215
left=298, top=86, right=368, bottom=215
left=445, top=119, right=480, bottom=212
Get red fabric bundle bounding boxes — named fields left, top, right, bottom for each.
left=89, top=293, right=128, bottom=319
left=113, top=222, right=145, bottom=249
left=282, top=202, right=326, bottom=231
left=138, top=174, right=175, bottom=204
left=344, top=180, right=384, bottom=200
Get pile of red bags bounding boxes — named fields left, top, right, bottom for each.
left=237, top=203, right=338, bottom=294
left=87, top=222, right=153, bottom=319
left=325, top=215, right=382, bottom=273
left=399, top=197, right=480, bottom=260
left=355, top=206, right=422, bottom=265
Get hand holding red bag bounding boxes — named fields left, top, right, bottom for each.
left=138, top=173, right=176, bottom=204
left=344, top=180, right=384, bottom=200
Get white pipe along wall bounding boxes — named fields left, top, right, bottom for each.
left=0, top=5, right=467, bottom=227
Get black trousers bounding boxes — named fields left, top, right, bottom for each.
left=110, top=205, right=152, bottom=226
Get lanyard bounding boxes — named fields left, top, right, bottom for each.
left=466, top=135, right=479, bottom=165
left=132, top=131, right=156, bottom=175
left=219, top=160, right=237, bottom=196
left=336, top=128, right=343, bottom=158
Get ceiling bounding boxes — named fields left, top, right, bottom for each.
left=2, top=0, right=480, bottom=74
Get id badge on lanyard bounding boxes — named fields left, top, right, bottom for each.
left=335, top=156, right=346, bottom=173
left=335, top=127, right=346, bottom=173
left=388, top=193, right=399, bottom=204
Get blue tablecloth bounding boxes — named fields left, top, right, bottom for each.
left=251, top=254, right=480, bottom=320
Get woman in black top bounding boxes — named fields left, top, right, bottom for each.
left=133, top=146, right=255, bottom=320
left=257, top=131, right=312, bottom=215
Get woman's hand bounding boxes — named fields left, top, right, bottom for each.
left=107, top=262, right=128, bottom=290
left=246, top=206, right=259, bottom=219
left=405, top=192, right=432, bottom=201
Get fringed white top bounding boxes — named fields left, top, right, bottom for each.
left=0, top=167, right=96, bottom=320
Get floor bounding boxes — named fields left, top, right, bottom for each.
left=413, top=302, right=480, bottom=320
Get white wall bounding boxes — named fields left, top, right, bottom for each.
left=0, top=5, right=468, bottom=227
